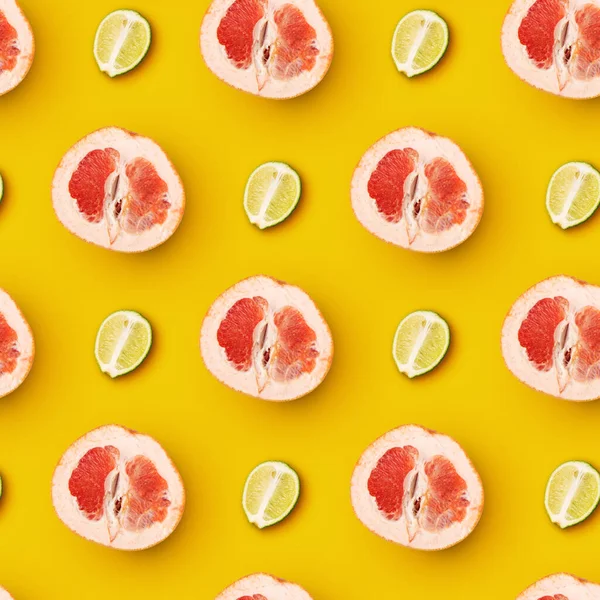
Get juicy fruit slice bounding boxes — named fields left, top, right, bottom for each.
left=351, top=127, right=484, bottom=253
left=200, top=275, right=333, bottom=401
left=546, top=162, right=600, bottom=229
left=351, top=424, right=484, bottom=550
left=393, top=311, right=450, bottom=378
left=200, top=0, right=334, bottom=99
left=94, top=10, right=151, bottom=77
left=243, top=461, right=300, bottom=528
left=0, top=0, right=34, bottom=96
left=52, top=425, right=185, bottom=550
left=52, top=128, right=185, bottom=252
left=503, top=0, right=600, bottom=98
left=0, top=289, right=34, bottom=398
left=518, top=573, right=600, bottom=599
left=0, top=588, right=13, bottom=600
left=502, top=276, right=600, bottom=401
left=392, top=10, right=449, bottom=77
left=545, top=461, right=600, bottom=528
left=216, top=573, right=313, bottom=600
left=95, top=310, right=152, bottom=378
left=244, top=162, right=301, bottom=229
left=0, top=172, right=3, bottom=202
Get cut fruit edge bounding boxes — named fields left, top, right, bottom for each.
left=215, top=573, right=314, bottom=600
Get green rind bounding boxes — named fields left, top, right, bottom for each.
left=544, top=460, right=600, bottom=529
left=391, top=10, right=449, bottom=78
left=0, top=173, right=3, bottom=203
left=546, top=161, right=600, bottom=230
left=243, top=162, right=302, bottom=230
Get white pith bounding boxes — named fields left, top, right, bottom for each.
left=94, top=10, right=151, bottom=77
left=52, top=127, right=185, bottom=253
left=502, top=0, right=600, bottom=98
left=502, top=275, right=600, bottom=401
left=0, top=587, right=13, bottom=600
left=242, top=461, right=300, bottom=528
left=51, top=424, right=185, bottom=550
left=393, top=311, right=450, bottom=378
left=518, top=573, right=600, bottom=599
left=200, top=0, right=333, bottom=99
left=392, top=10, right=449, bottom=77
left=216, top=573, right=313, bottom=600
left=546, top=162, right=600, bottom=229
left=200, top=275, right=333, bottom=402
left=545, top=461, right=600, bottom=528
left=0, top=288, right=34, bottom=398
left=350, top=424, right=484, bottom=551
left=0, top=0, right=34, bottom=96
left=351, top=127, right=484, bottom=253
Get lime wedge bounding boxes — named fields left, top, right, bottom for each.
left=0, top=173, right=3, bottom=203
left=95, top=310, right=152, bottom=378
left=244, top=162, right=301, bottom=229
left=392, top=10, right=449, bottom=77
left=545, top=461, right=600, bottom=528
left=94, top=10, right=151, bottom=77
left=546, top=162, right=600, bottom=229
left=393, top=310, right=450, bottom=378
left=242, top=461, right=300, bottom=529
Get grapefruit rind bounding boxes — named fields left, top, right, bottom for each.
left=392, top=10, right=449, bottom=78
left=517, top=573, right=600, bottom=599
left=544, top=460, right=600, bottom=529
left=350, top=424, right=484, bottom=551
left=242, top=460, right=300, bottom=528
left=0, top=587, right=13, bottom=600
left=93, top=10, right=152, bottom=78
left=216, top=573, right=313, bottom=600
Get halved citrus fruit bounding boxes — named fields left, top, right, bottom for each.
left=200, top=0, right=334, bottom=98
left=52, top=424, right=185, bottom=550
left=0, top=587, right=13, bottom=600
left=518, top=573, right=600, bottom=599
left=216, top=573, right=313, bottom=600
left=0, top=0, right=34, bottom=96
left=351, top=424, right=484, bottom=550
left=503, top=0, right=600, bottom=98
left=502, top=275, right=600, bottom=401
left=351, top=127, right=484, bottom=253
left=0, top=288, right=34, bottom=398
left=52, top=127, right=185, bottom=252
left=200, top=275, right=333, bottom=401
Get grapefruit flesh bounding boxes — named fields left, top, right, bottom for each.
left=216, top=574, right=313, bottom=600
left=201, top=275, right=333, bottom=401
left=52, top=128, right=185, bottom=253
left=0, top=0, right=34, bottom=96
left=503, top=0, right=600, bottom=98
left=351, top=425, right=484, bottom=550
left=0, top=289, right=34, bottom=398
left=200, top=0, right=333, bottom=98
left=503, top=276, right=600, bottom=401
left=518, top=573, right=600, bottom=599
left=52, top=425, right=185, bottom=550
left=351, top=128, right=484, bottom=253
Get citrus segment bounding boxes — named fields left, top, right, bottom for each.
left=0, top=9, right=18, bottom=72
left=217, top=0, right=265, bottom=68
left=0, top=0, right=34, bottom=96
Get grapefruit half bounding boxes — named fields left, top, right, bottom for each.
left=502, top=0, right=600, bottom=98
left=216, top=573, right=313, bottom=600
left=502, top=275, right=600, bottom=401
left=200, top=275, right=333, bottom=401
left=52, top=424, right=185, bottom=550
left=518, top=573, right=600, bottom=599
left=351, top=424, right=484, bottom=550
left=0, top=289, right=33, bottom=399
left=0, top=0, right=34, bottom=96
left=351, top=127, right=484, bottom=253
left=200, top=0, right=333, bottom=98
left=52, top=127, right=185, bottom=253
left=0, top=587, right=13, bottom=600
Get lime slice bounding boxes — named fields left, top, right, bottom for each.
left=95, top=310, right=152, bottom=378
left=244, top=162, right=301, bottom=229
left=242, top=461, right=300, bottom=529
left=0, top=173, right=3, bottom=203
left=392, top=10, right=449, bottom=77
left=545, top=461, right=600, bottom=529
left=546, top=162, right=600, bottom=229
left=393, top=310, right=450, bottom=378
left=94, top=10, right=151, bottom=77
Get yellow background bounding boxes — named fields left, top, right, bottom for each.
left=2, top=0, right=600, bottom=597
